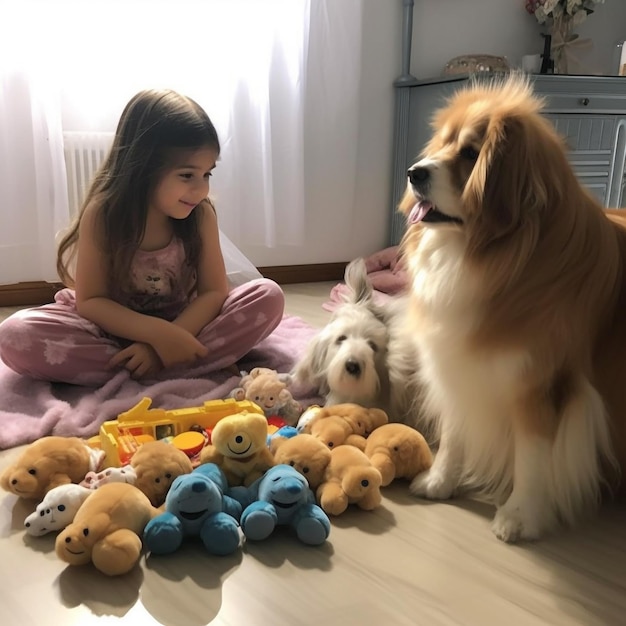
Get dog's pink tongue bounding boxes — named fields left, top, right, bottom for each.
left=408, top=201, right=433, bottom=224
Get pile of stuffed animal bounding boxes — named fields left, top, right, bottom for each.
left=0, top=368, right=432, bottom=577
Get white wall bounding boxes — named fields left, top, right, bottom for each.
left=410, top=0, right=626, bottom=79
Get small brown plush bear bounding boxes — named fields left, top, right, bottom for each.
left=1, top=436, right=101, bottom=501
left=55, top=482, right=158, bottom=576
left=316, top=445, right=383, bottom=516
left=302, top=403, right=388, bottom=450
left=230, top=367, right=301, bottom=425
left=130, top=440, right=193, bottom=507
left=270, top=433, right=332, bottom=490
left=363, top=423, right=433, bottom=487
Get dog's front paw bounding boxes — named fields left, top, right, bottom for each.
left=491, top=504, right=544, bottom=543
left=409, top=468, right=456, bottom=500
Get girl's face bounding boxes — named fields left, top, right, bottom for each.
left=149, top=147, right=218, bottom=220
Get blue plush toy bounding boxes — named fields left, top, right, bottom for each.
left=266, top=425, right=299, bottom=446
left=143, top=463, right=242, bottom=556
left=230, top=464, right=331, bottom=546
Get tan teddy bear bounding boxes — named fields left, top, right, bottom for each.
left=199, top=411, right=274, bottom=486
left=363, top=423, right=433, bottom=486
left=1, top=436, right=102, bottom=501
left=130, top=440, right=193, bottom=507
left=336, top=404, right=389, bottom=437
left=270, top=433, right=331, bottom=490
left=302, top=403, right=389, bottom=450
left=231, top=367, right=301, bottom=425
left=316, top=445, right=383, bottom=516
left=55, top=482, right=158, bottom=576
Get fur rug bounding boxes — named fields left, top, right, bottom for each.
left=0, top=315, right=322, bottom=449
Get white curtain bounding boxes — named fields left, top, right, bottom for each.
left=0, top=0, right=364, bottom=284
left=0, top=33, right=70, bottom=284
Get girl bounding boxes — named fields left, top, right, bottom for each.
left=0, top=89, right=285, bottom=385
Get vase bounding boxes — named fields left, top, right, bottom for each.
left=550, top=14, right=576, bottom=75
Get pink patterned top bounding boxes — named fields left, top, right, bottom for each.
left=119, top=238, right=195, bottom=321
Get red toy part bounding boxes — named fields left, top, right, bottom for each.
left=267, top=416, right=287, bottom=428
left=266, top=416, right=288, bottom=435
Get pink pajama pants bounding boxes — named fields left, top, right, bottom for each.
left=0, top=279, right=284, bottom=386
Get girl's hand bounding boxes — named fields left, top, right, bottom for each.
left=108, top=342, right=163, bottom=379
left=150, top=324, right=209, bottom=369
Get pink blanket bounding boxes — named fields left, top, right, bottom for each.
left=0, top=315, right=321, bottom=450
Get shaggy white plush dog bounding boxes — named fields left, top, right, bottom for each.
left=293, top=258, right=419, bottom=424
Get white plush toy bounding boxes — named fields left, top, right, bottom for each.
left=296, top=405, right=323, bottom=433
left=24, top=484, right=92, bottom=537
left=80, top=465, right=137, bottom=490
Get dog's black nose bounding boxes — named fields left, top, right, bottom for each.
left=408, top=166, right=429, bottom=186
left=345, top=359, right=361, bottom=377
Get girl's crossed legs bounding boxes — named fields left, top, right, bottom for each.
left=0, top=279, right=284, bottom=386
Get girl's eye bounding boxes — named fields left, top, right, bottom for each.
left=180, top=173, right=193, bottom=180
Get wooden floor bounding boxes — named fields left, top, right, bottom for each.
left=1, top=283, right=625, bottom=626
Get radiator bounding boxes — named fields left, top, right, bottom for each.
left=63, top=132, right=114, bottom=217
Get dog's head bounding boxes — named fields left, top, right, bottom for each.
left=293, top=258, right=389, bottom=405
left=399, top=74, right=578, bottom=259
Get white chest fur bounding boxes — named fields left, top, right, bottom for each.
left=408, top=229, right=529, bottom=495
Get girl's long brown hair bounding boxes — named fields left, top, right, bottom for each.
left=57, top=89, right=220, bottom=292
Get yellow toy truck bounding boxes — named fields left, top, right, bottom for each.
left=90, top=397, right=263, bottom=467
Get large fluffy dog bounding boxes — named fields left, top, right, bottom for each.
left=399, top=74, right=626, bottom=542
left=293, top=258, right=418, bottom=424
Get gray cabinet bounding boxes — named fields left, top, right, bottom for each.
left=545, top=113, right=616, bottom=205
left=609, top=118, right=626, bottom=207
left=536, top=75, right=626, bottom=211
left=390, top=74, right=626, bottom=245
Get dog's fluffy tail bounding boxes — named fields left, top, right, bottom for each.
left=343, top=258, right=393, bottom=326
left=551, top=378, right=618, bottom=525
left=343, top=258, right=372, bottom=305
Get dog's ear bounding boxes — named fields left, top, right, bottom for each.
left=292, top=333, right=330, bottom=395
left=463, top=115, right=549, bottom=255
left=343, top=258, right=373, bottom=306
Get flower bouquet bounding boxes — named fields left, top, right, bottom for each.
left=525, top=0, right=605, bottom=73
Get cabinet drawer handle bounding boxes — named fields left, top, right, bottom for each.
left=579, top=97, right=590, bottom=106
